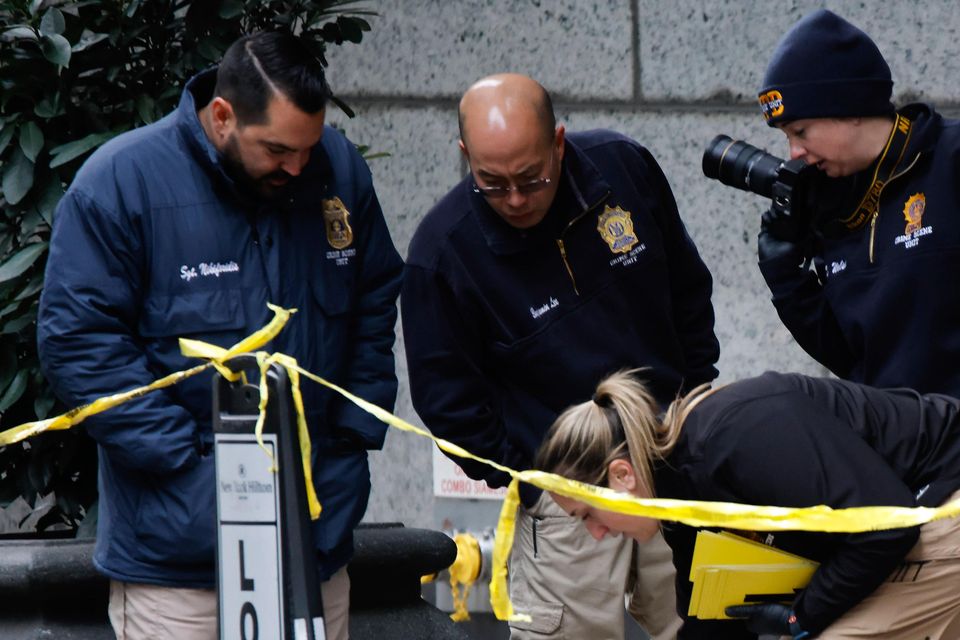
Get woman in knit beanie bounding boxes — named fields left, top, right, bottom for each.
left=750, top=11, right=960, bottom=636
left=756, top=9, right=960, bottom=401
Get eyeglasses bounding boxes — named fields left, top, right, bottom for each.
left=472, top=176, right=552, bottom=199
left=471, top=153, right=557, bottom=199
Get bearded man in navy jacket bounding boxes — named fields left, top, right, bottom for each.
left=37, top=32, right=402, bottom=640
left=402, top=73, right=719, bottom=639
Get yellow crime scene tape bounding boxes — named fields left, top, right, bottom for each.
left=2, top=303, right=960, bottom=624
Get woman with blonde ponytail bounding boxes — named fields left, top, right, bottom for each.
left=536, top=370, right=960, bottom=640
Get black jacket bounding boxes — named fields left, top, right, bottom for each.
left=760, top=104, right=960, bottom=397
left=403, top=130, right=719, bottom=493
left=656, top=371, right=960, bottom=637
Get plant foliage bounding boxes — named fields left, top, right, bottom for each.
left=0, top=0, right=374, bottom=533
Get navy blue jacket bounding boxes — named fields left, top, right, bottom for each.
left=37, top=70, right=402, bottom=587
left=403, top=130, right=719, bottom=493
left=760, top=104, right=960, bottom=397
left=657, top=371, right=960, bottom=637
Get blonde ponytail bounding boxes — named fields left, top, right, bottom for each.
left=536, top=369, right=711, bottom=495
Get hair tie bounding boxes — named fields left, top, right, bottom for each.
left=592, top=392, right=612, bottom=408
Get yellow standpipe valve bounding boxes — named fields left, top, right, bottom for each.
left=449, top=532, right=482, bottom=622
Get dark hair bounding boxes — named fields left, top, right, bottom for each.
left=215, top=31, right=332, bottom=126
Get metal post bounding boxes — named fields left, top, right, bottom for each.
left=213, top=355, right=325, bottom=640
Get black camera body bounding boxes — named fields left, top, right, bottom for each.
left=702, top=135, right=817, bottom=241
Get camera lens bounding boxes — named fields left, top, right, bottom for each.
left=702, top=135, right=784, bottom=199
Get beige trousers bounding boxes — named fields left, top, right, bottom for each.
left=812, top=490, right=960, bottom=640
left=509, top=492, right=681, bottom=639
left=108, top=565, right=351, bottom=640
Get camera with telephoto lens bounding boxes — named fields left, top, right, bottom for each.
left=702, top=135, right=817, bottom=241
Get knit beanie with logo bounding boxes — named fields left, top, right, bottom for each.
left=758, top=9, right=895, bottom=127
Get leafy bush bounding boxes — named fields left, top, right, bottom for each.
left=0, top=0, right=374, bottom=533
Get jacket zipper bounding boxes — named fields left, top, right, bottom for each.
left=556, top=191, right=610, bottom=295
left=868, top=153, right=922, bottom=264
left=556, top=238, right=578, bottom=295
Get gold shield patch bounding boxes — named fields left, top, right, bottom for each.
left=323, top=196, right=353, bottom=249
left=903, top=192, right=925, bottom=235
left=597, top=205, right=638, bottom=254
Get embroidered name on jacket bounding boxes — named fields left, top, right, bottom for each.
left=597, top=205, right=639, bottom=254
left=530, top=296, right=559, bottom=319
left=180, top=261, right=239, bottom=282
left=894, top=193, right=933, bottom=250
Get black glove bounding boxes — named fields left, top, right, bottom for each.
left=725, top=603, right=809, bottom=638
left=758, top=201, right=811, bottom=264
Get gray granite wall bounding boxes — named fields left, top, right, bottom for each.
left=323, top=1, right=960, bottom=528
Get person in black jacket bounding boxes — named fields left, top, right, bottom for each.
left=536, top=369, right=960, bottom=639
left=754, top=9, right=960, bottom=397
left=403, top=73, right=719, bottom=639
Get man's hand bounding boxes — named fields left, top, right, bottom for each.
left=725, top=603, right=809, bottom=638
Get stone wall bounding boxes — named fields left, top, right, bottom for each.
left=322, top=1, right=960, bottom=528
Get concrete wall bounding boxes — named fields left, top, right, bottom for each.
left=322, top=1, right=960, bottom=529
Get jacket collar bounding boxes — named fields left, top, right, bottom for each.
left=899, top=102, right=942, bottom=159
left=471, top=136, right=611, bottom=255
left=176, top=68, right=236, bottom=190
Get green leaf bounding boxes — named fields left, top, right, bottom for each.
left=0, top=370, right=28, bottom=413
left=196, top=39, right=221, bottom=62
left=0, top=302, right=21, bottom=322
left=338, top=16, right=364, bottom=43
left=0, top=243, right=48, bottom=285
left=3, top=312, right=36, bottom=334
left=2, top=26, right=39, bottom=42
left=0, top=126, right=15, bottom=157
left=33, top=394, right=54, bottom=421
left=14, top=275, right=44, bottom=302
left=330, top=95, right=355, bottom=119
left=219, top=0, right=244, bottom=19
left=0, top=340, right=17, bottom=400
left=40, top=8, right=66, bottom=36
left=48, top=132, right=113, bottom=168
left=41, top=33, right=71, bottom=67
left=124, top=0, right=143, bottom=18
left=34, top=94, right=64, bottom=119
left=71, top=31, right=108, bottom=52
left=135, top=94, right=155, bottom=124
left=2, top=148, right=35, bottom=206
left=359, top=150, right=389, bottom=161
left=0, top=237, right=14, bottom=266
left=36, top=176, right=64, bottom=226
left=18, top=122, right=44, bottom=163
left=19, top=208, right=44, bottom=241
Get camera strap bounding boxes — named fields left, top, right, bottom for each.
left=837, top=113, right=913, bottom=232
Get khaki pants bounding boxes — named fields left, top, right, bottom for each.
left=108, top=565, right=351, bottom=640
left=814, top=489, right=960, bottom=640
left=509, top=492, right=681, bottom=639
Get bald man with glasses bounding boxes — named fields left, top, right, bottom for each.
left=401, top=74, right=718, bottom=639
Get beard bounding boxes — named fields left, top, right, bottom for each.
left=220, top=135, right=294, bottom=201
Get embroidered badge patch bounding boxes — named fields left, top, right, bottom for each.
left=597, top=205, right=638, bottom=254
left=323, top=196, right=353, bottom=249
left=903, top=192, right=925, bottom=235
left=758, top=89, right=785, bottom=121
